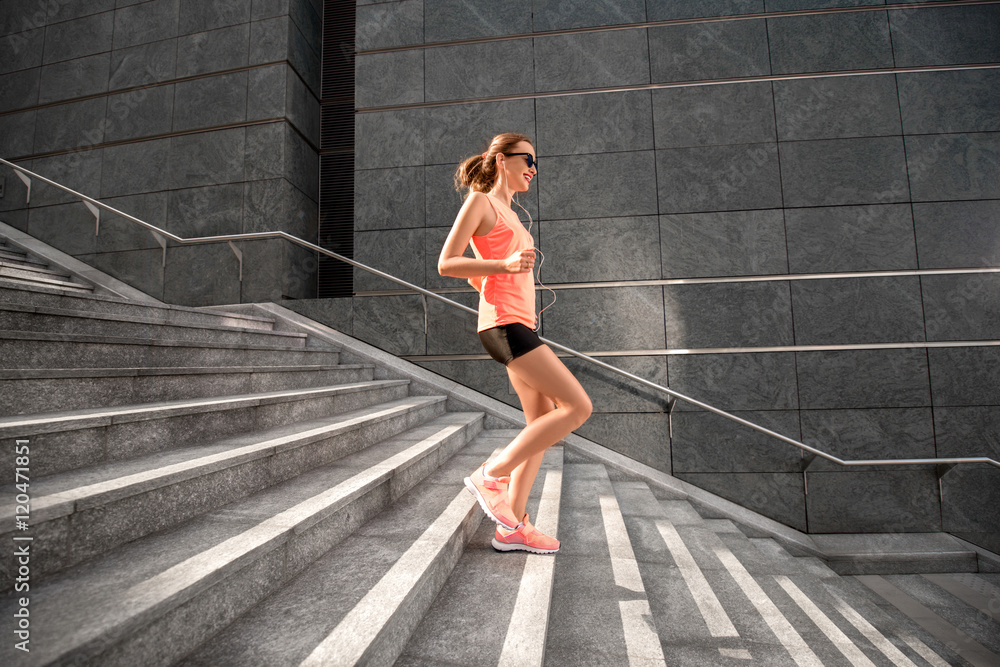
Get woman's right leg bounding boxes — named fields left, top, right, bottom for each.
left=485, top=344, right=591, bottom=479
left=504, top=368, right=555, bottom=523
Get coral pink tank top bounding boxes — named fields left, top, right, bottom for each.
left=468, top=194, right=536, bottom=332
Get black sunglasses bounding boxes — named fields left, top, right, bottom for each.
left=504, top=153, right=537, bottom=170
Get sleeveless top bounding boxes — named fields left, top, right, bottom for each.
left=468, top=194, right=537, bottom=332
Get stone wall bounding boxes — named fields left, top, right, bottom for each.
left=0, top=0, right=322, bottom=305
left=286, top=0, right=1000, bottom=549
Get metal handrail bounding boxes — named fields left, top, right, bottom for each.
left=2, top=156, right=997, bottom=473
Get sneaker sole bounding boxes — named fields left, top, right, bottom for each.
left=491, top=537, right=559, bottom=554
left=464, top=476, right=519, bottom=531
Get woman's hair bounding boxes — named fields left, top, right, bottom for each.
left=454, top=132, right=533, bottom=194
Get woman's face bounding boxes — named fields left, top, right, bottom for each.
left=498, top=141, right=536, bottom=193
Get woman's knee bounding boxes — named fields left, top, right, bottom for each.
left=570, top=392, right=592, bottom=428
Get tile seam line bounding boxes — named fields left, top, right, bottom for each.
left=2, top=118, right=320, bottom=167
left=4, top=6, right=322, bottom=40
left=0, top=60, right=316, bottom=120
left=353, top=63, right=1000, bottom=113
left=355, top=0, right=1000, bottom=56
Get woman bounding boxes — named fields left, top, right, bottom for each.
left=438, top=133, right=592, bottom=554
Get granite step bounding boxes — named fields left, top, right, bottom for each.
left=856, top=573, right=1000, bottom=666
left=0, top=281, right=276, bottom=331
left=176, top=427, right=510, bottom=667
left=0, top=259, right=79, bottom=284
left=749, top=569, right=941, bottom=665
left=0, top=364, right=375, bottom=416
left=0, top=246, right=46, bottom=265
left=0, top=302, right=311, bottom=348
left=0, top=329, right=343, bottom=370
left=541, top=463, right=666, bottom=665
left=0, top=271, right=93, bottom=293
left=0, top=396, right=457, bottom=589
left=749, top=536, right=842, bottom=580
left=0, top=411, right=484, bottom=667
left=614, top=480, right=980, bottom=666
left=0, top=379, right=412, bottom=478
left=810, top=533, right=979, bottom=575
left=396, top=441, right=564, bottom=667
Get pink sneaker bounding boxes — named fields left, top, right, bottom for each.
left=492, top=513, right=560, bottom=554
left=464, top=462, right=520, bottom=530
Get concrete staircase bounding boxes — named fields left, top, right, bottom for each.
left=0, top=236, right=95, bottom=295
left=1, top=234, right=998, bottom=666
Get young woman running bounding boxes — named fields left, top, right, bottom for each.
left=438, top=133, right=592, bottom=554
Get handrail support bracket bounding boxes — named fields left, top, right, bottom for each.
left=228, top=241, right=243, bottom=281
left=936, top=463, right=956, bottom=480
left=151, top=231, right=167, bottom=268
left=84, top=200, right=101, bottom=236
left=14, top=168, right=30, bottom=204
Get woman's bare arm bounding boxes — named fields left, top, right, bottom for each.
left=438, top=191, right=535, bottom=278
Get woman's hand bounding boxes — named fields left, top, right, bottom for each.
left=503, top=248, right=536, bottom=273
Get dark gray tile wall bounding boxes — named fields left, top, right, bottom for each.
left=766, top=11, right=893, bottom=74
left=0, top=0, right=321, bottom=306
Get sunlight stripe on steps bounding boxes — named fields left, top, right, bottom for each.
left=600, top=494, right=645, bottom=593
left=923, top=574, right=1000, bottom=624
left=599, top=494, right=667, bottom=666
left=126, top=424, right=466, bottom=610
left=299, top=487, right=477, bottom=666
left=655, top=520, right=738, bottom=638
left=774, top=576, right=876, bottom=667
left=53, top=401, right=431, bottom=504
left=857, top=575, right=1000, bottom=667
left=497, top=468, right=563, bottom=667
left=826, top=590, right=921, bottom=667
left=713, top=548, right=823, bottom=667
left=898, top=633, right=952, bottom=667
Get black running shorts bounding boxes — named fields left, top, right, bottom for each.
left=479, top=323, right=544, bottom=366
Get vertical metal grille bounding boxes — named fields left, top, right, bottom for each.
left=318, top=0, right=355, bottom=298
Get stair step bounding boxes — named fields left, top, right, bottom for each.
left=0, top=412, right=484, bottom=666
left=0, top=247, right=46, bottom=265
left=0, top=259, right=74, bottom=282
left=811, top=533, right=979, bottom=575
left=0, top=364, right=375, bottom=415
left=0, top=281, right=276, bottom=331
left=862, top=574, right=1000, bottom=663
left=0, top=379, right=412, bottom=478
left=179, top=425, right=498, bottom=667
left=0, top=329, right=342, bottom=369
left=0, top=397, right=463, bottom=587
left=542, top=463, right=666, bottom=665
left=0, top=302, right=308, bottom=348
left=0, top=273, right=94, bottom=293
left=749, top=537, right=841, bottom=579
left=397, top=440, right=565, bottom=667
left=769, top=572, right=964, bottom=666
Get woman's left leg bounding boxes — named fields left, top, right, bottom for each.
left=505, top=367, right=556, bottom=522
